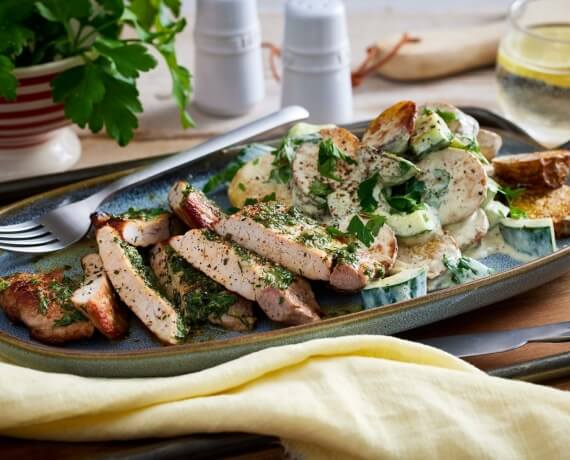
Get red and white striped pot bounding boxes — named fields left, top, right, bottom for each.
left=0, top=57, right=83, bottom=181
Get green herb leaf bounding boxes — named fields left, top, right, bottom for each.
left=37, top=291, right=49, bottom=315
left=0, top=24, right=34, bottom=56
left=94, top=38, right=157, bottom=79
left=310, top=180, right=333, bottom=198
left=498, top=185, right=528, bottom=218
left=0, top=55, right=17, bottom=100
left=157, top=39, right=195, bottom=128
left=92, top=68, right=143, bottom=146
left=238, top=182, right=246, bottom=191
left=358, top=172, right=379, bottom=212
left=52, top=62, right=105, bottom=126
left=318, top=138, right=356, bottom=181
left=384, top=177, right=426, bottom=214
left=0, top=278, right=10, bottom=292
left=365, top=214, right=386, bottom=236
left=435, top=109, right=457, bottom=124
left=346, top=214, right=385, bottom=247
left=203, top=157, right=245, bottom=194
left=36, top=0, right=92, bottom=22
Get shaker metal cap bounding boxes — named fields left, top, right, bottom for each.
left=195, top=0, right=259, bottom=37
left=283, top=0, right=349, bottom=55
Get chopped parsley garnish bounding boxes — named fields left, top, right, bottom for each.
left=450, top=136, right=489, bottom=165
left=53, top=309, right=87, bottom=328
left=48, top=277, right=87, bottom=327
left=270, top=133, right=321, bottom=184
left=238, top=182, right=246, bottom=191
left=37, top=291, right=49, bottom=315
left=358, top=172, right=379, bottom=212
left=263, top=266, right=294, bottom=289
left=0, top=278, right=9, bottom=292
left=384, top=177, right=426, bottom=214
left=203, top=153, right=246, bottom=194
left=498, top=185, right=528, bottom=219
left=327, top=214, right=386, bottom=247
left=120, top=207, right=167, bottom=220
left=243, top=192, right=277, bottom=207
left=318, top=138, right=356, bottom=181
left=309, top=179, right=333, bottom=199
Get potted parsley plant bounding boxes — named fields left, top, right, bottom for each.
left=0, top=0, right=193, bottom=179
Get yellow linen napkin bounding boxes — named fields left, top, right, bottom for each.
left=1, top=335, right=569, bottom=459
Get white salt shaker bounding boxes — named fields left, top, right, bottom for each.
left=193, top=0, right=265, bottom=117
left=281, top=0, right=353, bottom=124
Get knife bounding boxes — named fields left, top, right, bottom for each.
left=417, top=322, right=570, bottom=358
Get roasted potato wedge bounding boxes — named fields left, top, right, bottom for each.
left=512, top=185, right=570, bottom=237
left=228, top=153, right=293, bottom=208
left=492, top=150, right=570, bottom=189
left=362, top=100, right=416, bottom=153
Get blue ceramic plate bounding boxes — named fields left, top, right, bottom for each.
left=1, top=119, right=569, bottom=377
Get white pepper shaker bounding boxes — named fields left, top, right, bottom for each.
left=193, top=0, right=265, bottom=117
left=281, top=0, right=353, bottom=124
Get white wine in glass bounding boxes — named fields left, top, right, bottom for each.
left=497, top=0, right=570, bottom=147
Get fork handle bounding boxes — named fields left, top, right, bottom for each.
left=90, top=106, right=309, bottom=205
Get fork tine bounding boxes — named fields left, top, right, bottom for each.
left=0, top=234, right=58, bottom=246
left=0, top=220, right=41, bottom=233
left=0, top=227, right=50, bottom=240
left=0, top=241, right=64, bottom=254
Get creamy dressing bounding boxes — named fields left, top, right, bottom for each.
left=465, top=226, right=535, bottom=263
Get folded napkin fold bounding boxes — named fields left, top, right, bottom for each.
left=1, top=335, right=569, bottom=459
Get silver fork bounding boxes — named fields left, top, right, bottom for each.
left=0, top=106, right=309, bottom=254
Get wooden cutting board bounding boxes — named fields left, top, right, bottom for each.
left=375, top=22, right=505, bottom=81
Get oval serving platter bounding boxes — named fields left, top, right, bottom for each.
left=0, top=116, right=569, bottom=378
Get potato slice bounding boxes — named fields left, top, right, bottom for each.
left=477, top=129, right=502, bottom=161
left=512, top=185, right=570, bottom=237
left=362, top=100, right=416, bottom=153
left=228, top=153, right=293, bottom=208
left=291, top=127, right=360, bottom=218
left=418, top=147, right=488, bottom=225
left=492, top=150, right=570, bottom=189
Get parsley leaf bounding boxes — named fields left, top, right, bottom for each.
left=0, top=24, right=34, bottom=56
left=384, top=177, right=426, bottom=214
left=90, top=69, right=143, bottom=146
left=498, top=185, right=528, bottom=219
left=243, top=193, right=277, bottom=207
left=0, top=55, right=17, bottom=100
left=347, top=214, right=386, bottom=247
left=93, top=38, right=157, bottom=79
left=310, top=180, right=333, bottom=198
left=358, top=172, right=379, bottom=212
left=52, top=62, right=105, bottom=126
left=270, top=136, right=297, bottom=183
left=329, top=214, right=386, bottom=247
left=36, top=0, right=92, bottom=22
left=318, top=138, right=356, bottom=181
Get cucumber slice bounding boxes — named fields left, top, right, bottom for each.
left=484, top=200, right=510, bottom=228
left=499, top=218, right=557, bottom=258
left=386, top=205, right=440, bottom=238
left=288, top=122, right=335, bottom=138
left=410, top=111, right=454, bottom=158
left=428, top=256, right=493, bottom=291
left=362, top=267, right=427, bottom=308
